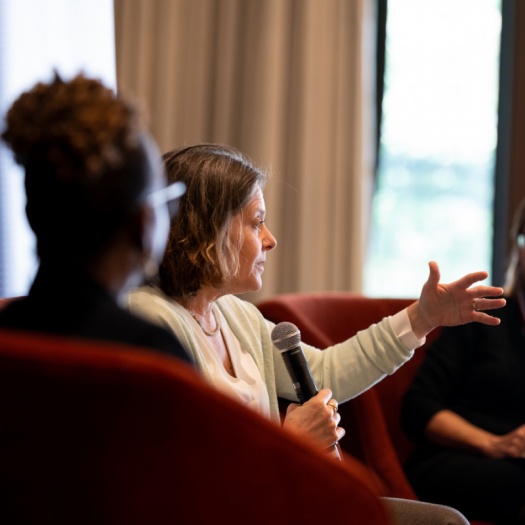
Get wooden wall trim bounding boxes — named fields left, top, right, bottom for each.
left=492, top=0, right=525, bottom=285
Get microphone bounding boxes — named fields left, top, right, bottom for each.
left=271, top=322, right=342, bottom=462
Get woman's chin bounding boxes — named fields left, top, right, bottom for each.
left=251, top=282, right=263, bottom=293
left=229, top=277, right=263, bottom=295
left=250, top=275, right=263, bottom=292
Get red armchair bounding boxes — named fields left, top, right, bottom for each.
left=0, top=327, right=392, bottom=525
left=258, top=292, right=497, bottom=525
left=258, top=292, right=425, bottom=499
left=0, top=296, right=21, bottom=310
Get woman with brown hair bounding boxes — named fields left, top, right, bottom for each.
left=402, top=200, right=525, bottom=524
left=129, top=143, right=512, bottom=524
left=0, top=73, right=189, bottom=362
left=129, top=143, right=504, bottom=448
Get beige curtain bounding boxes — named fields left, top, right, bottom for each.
left=114, top=0, right=376, bottom=302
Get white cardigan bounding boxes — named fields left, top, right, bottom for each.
left=128, top=286, right=414, bottom=425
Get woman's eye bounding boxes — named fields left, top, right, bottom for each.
left=254, top=220, right=265, bottom=229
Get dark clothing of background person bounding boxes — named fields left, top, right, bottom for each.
left=0, top=263, right=191, bottom=364
left=402, top=300, right=525, bottom=524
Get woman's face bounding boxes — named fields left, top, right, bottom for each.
left=228, top=187, right=277, bottom=294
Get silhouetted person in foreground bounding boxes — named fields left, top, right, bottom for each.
left=0, top=73, right=189, bottom=363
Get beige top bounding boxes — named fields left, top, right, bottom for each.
left=129, top=286, right=420, bottom=426
left=174, top=302, right=271, bottom=419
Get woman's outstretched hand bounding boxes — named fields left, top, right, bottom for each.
left=407, top=262, right=506, bottom=340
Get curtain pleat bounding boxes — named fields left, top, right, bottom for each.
left=114, top=0, right=375, bottom=301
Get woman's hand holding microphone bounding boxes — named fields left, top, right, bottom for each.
left=283, top=389, right=344, bottom=451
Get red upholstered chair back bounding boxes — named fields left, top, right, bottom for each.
left=0, top=328, right=392, bottom=525
left=0, top=296, right=22, bottom=310
left=258, top=293, right=442, bottom=500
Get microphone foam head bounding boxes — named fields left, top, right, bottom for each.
left=271, top=322, right=302, bottom=352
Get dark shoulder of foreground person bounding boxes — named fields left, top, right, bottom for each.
left=97, top=304, right=193, bottom=364
left=0, top=298, right=192, bottom=365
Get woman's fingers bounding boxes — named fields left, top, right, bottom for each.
left=426, top=261, right=441, bottom=288
left=467, top=286, right=504, bottom=297
left=472, top=311, right=502, bottom=326
left=327, top=398, right=338, bottom=415
left=284, top=414, right=338, bottom=450
left=282, top=389, right=343, bottom=451
left=504, top=437, right=525, bottom=458
left=316, top=388, right=333, bottom=403
left=455, top=271, right=489, bottom=289
left=286, top=402, right=300, bottom=415
left=471, top=298, right=506, bottom=311
left=503, top=426, right=525, bottom=458
left=489, top=425, right=525, bottom=458
left=514, top=424, right=525, bottom=438
left=415, top=262, right=506, bottom=334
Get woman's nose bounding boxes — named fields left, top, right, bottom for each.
left=263, top=225, right=277, bottom=251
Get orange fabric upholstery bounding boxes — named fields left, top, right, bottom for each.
left=258, top=293, right=496, bottom=525
left=0, top=296, right=22, bottom=310
left=258, top=293, right=442, bottom=500
left=0, top=328, right=392, bottom=525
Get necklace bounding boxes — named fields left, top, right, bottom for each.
left=183, top=304, right=221, bottom=337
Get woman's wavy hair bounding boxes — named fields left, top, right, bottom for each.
left=504, top=197, right=525, bottom=297
left=159, top=144, right=267, bottom=298
left=1, top=72, right=146, bottom=259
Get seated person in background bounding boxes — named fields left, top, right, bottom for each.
left=402, top=199, right=525, bottom=524
left=129, top=143, right=506, bottom=525
left=0, top=73, right=189, bottom=363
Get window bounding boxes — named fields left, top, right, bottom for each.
left=365, top=0, right=502, bottom=297
left=0, top=0, right=116, bottom=297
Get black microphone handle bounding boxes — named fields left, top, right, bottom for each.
left=280, top=344, right=343, bottom=462
left=280, top=345, right=318, bottom=405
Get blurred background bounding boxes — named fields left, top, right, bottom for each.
left=1, top=0, right=523, bottom=302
